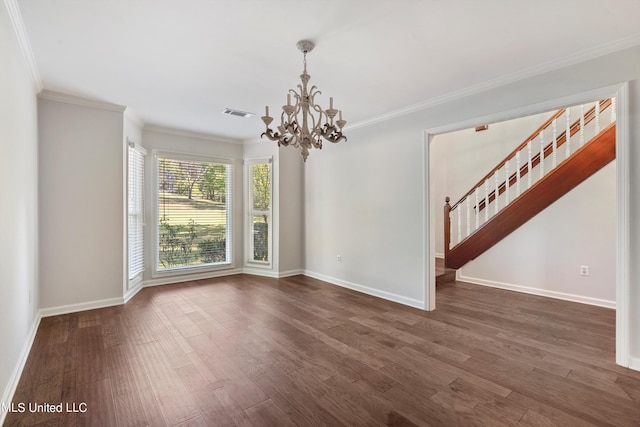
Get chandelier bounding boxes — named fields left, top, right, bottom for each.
left=261, top=40, right=347, bottom=162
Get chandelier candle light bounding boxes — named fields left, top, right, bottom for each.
left=261, top=40, right=347, bottom=161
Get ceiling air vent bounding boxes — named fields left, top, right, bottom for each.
left=222, top=108, right=255, bottom=118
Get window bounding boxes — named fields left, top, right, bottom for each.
left=127, top=142, right=146, bottom=283
left=247, top=159, right=272, bottom=265
left=156, top=154, right=232, bottom=272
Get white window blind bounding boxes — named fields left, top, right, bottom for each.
left=127, top=143, right=146, bottom=281
left=156, top=155, right=232, bottom=271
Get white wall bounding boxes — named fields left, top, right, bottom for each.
left=0, top=0, right=39, bottom=414
left=459, top=162, right=616, bottom=305
left=141, top=128, right=244, bottom=283
left=304, top=122, right=426, bottom=308
left=38, top=97, right=125, bottom=310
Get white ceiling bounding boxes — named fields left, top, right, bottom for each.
left=16, top=0, right=640, bottom=141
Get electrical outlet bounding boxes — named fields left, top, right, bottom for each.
left=337, top=255, right=342, bottom=263
left=580, top=265, right=590, bottom=276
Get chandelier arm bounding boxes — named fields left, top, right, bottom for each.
left=311, top=103, right=326, bottom=133
left=324, top=133, right=347, bottom=144
left=318, top=123, right=347, bottom=143
left=262, top=129, right=289, bottom=146
left=293, top=98, right=302, bottom=117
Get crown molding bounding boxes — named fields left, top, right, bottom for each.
left=143, top=124, right=243, bottom=145
left=4, top=0, right=42, bottom=92
left=348, top=33, right=640, bottom=132
left=38, top=90, right=126, bottom=112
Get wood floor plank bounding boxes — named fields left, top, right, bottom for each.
left=109, top=363, right=148, bottom=427
left=126, top=355, right=170, bottom=427
left=285, top=367, right=385, bottom=426
left=243, top=399, right=296, bottom=427
left=199, top=386, right=256, bottom=427
left=7, top=274, right=640, bottom=426
left=75, top=325, right=107, bottom=386
left=251, top=370, right=346, bottom=426
left=133, top=341, right=200, bottom=426
left=76, top=378, right=117, bottom=427
left=508, top=392, right=599, bottom=427
left=172, top=415, right=210, bottom=427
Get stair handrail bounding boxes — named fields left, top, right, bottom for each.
left=475, top=98, right=612, bottom=212
left=448, top=108, right=563, bottom=211
left=449, top=99, right=610, bottom=212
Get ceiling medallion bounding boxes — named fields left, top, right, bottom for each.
left=261, top=40, right=347, bottom=161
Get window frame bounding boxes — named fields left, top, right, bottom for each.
left=151, top=150, right=234, bottom=278
left=245, top=157, right=273, bottom=268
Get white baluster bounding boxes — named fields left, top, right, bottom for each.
left=494, top=169, right=499, bottom=215
left=595, top=101, right=601, bottom=134
left=539, top=130, right=545, bottom=178
left=484, top=180, right=489, bottom=222
left=580, top=104, right=585, bottom=146
left=474, top=187, right=479, bottom=230
left=611, top=97, right=616, bottom=123
left=527, top=140, right=532, bottom=189
left=505, top=161, right=510, bottom=205
left=565, top=107, right=571, bottom=160
left=552, top=118, right=557, bottom=168
left=466, top=198, right=470, bottom=238
left=457, top=205, right=461, bottom=244
left=516, top=151, right=521, bottom=197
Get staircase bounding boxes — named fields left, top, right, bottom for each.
left=436, top=257, right=456, bottom=285
left=444, top=99, right=616, bottom=270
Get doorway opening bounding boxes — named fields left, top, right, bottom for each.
left=423, top=84, right=631, bottom=368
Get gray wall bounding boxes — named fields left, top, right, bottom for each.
left=38, top=97, right=125, bottom=310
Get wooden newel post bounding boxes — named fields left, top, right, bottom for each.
left=444, top=196, right=451, bottom=267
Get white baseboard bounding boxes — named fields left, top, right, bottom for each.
left=276, top=269, right=305, bottom=278
left=0, top=313, right=41, bottom=426
left=304, top=270, right=425, bottom=310
left=434, top=252, right=445, bottom=259
left=39, top=297, right=125, bottom=318
left=143, top=268, right=244, bottom=288
left=628, top=356, right=640, bottom=372
left=39, top=268, right=303, bottom=319
left=242, top=268, right=304, bottom=278
left=124, top=281, right=143, bottom=303
left=457, top=274, right=616, bottom=309
left=242, top=268, right=279, bottom=278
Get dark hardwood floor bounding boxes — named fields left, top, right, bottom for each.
left=5, top=274, right=640, bottom=426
